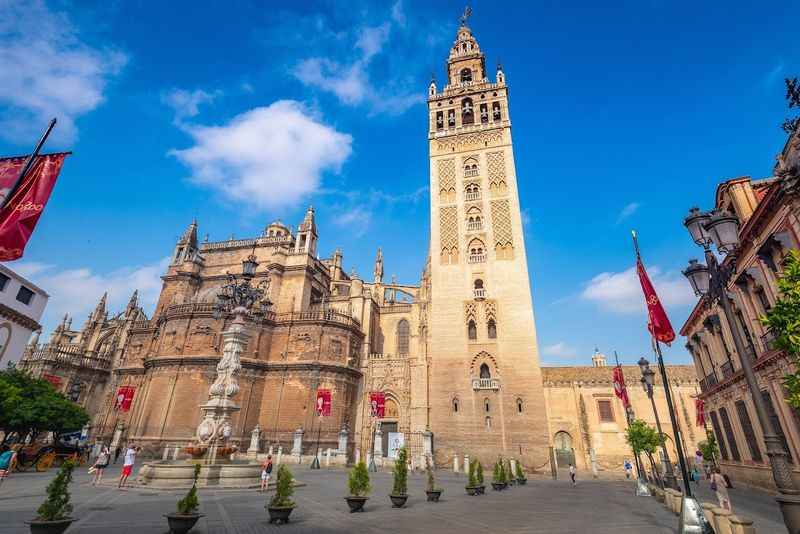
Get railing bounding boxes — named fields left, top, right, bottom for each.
left=472, top=378, right=500, bottom=390
left=199, top=235, right=293, bottom=252
left=464, top=169, right=479, bottom=178
left=473, top=288, right=486, bottom=300
left=721, top=361, right=734, bottom=379
left=468, top=254, right=486, bottom=264
left=705, top=371, right=718, bottom=387
left=464, top=191, right=481, bottom=201
left=467, top=221, right=483, bottom=231
left=23, top=344, right=111, bottom=371
left=369, top=353, right=404, bottom=360
left=275, top=309, right=361, bottom=328
left=165, top=302, right=217, bottom=316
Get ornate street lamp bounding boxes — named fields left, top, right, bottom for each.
left=638, top=357, right=678, bottom=490
left=682, top=207, right=800, bottom=531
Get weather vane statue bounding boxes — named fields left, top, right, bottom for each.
left=459, top=5, right=472, bottom=27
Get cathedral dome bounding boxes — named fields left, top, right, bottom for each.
left=265, top=220, right=290, bottom=238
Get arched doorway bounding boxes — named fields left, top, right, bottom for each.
left=380, top=397, right=400, bottom=458
left=554, top=431, right=575, bottom=467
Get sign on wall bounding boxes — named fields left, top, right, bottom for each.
left=316, top=389, right=331, bottom=416
left=387, top=432, right=404, bottom=459
left=114, top=386, right=136, bottom=412
left=369, top=391, right=385, bottom=418
left=43, top=374, right=62, bottom=388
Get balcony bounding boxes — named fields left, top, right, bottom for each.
left=472, top=378, right=500, bottom=390
left=464, top=169, right=479, bottom=178
left=465, top=191, right=481, bottom=201
left=473, top=288, right=486, bottom=300
left=761, top=330, right=778, bottom=352
left=467, top=221, right=483, bottom=232
left=468, top=254, right=486, bottom=264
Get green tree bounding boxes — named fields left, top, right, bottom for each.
left=762, top=250, right=800, bottom=407
left=348, top=461, right=371, bottom=497
left=698, top=431, right=719, bottom=468
left=625, top=418, right=663, bottom=481
left=392, top=447, right=408, bottom=495
left=270, top=465, right=295, bottom=508
left=466, top=458, right=477, bottom=488
left=176, top=464, right=200, bottom=514
left=475, top=460, right=484, bottom=486
left=36, top=459, right=75, bottom=521
left=0, top=369, right=89, bottom=443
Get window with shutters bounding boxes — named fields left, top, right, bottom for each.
left=735, top=400, right=763, bottom=462
left=468, top=319, right=477, bottom=340
left=762, top=390, right=793, bottom=463
left=710, top=411, right=730, bottom=461
left=597, top=400, right=614, bottom=422
left=719, top=407, right=742, bottom=462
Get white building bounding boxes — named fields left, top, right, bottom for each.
left=0, top=264, right=48, bottom=366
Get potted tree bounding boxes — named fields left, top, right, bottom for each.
left=389, top=447, right=409, bottom=508
left=165, top=464, right=204, bottom=534
left=516, top=461, right=527, bottom=485
left=28, top=459, right=75, bottom=534
left=505, top=458, right=514, bottom=487
left=492, top=460, right=506, bottom=491
left=345, top=461, right=371, bottom=512
left=475, top=460, right=485, bottom=494
left=267, top=465, right=295, bottom=524
left=425, top=459, right=443, bottom=502
left=465, top=458, right=479, bottom=496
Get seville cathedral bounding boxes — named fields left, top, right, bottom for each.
left=20, top=18, right=704, bottom=473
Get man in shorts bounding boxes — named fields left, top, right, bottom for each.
left=118, top=444, right=140, bottom=489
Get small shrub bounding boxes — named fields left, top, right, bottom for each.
left=476, top=461, right=484, bottom=485
left=270, top=465, right=295, bottom=508
left=426, top=460, right=438, bottom=492
left=348, top=461, right=371, bottom=497
left=392, top=447, right=408, bottom=495
left=176, top=464, right=201, bottom=514
left=504, top=459, right=513, bottom=484
left=36, top=459, right=75, bottom=521
left=493, top=460, right=503, bottom=484
left=515, top=461, right=526, bottom=480
left=466, top=458, right=477, bottom=487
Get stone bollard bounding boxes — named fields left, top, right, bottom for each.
left=701, top=502, right=716, bottom=530
left=711, top=507, right=733, bottom=534
left=268, top=445, right=274, bottom=456
left=355, top=447, right=361, bottom=465
left=728, top=514, right=755, bottom=534
left=162, top=446, right=170, bottom=460
left=277, top=446, right=283, bottom=465
left=325, top=448, right=331, bottom=468
left=453, top=455, right=460, bottom=474
left=464, top=454, right=470, bottom=476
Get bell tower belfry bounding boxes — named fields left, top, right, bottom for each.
left=426, top=10, right=549, bottom=468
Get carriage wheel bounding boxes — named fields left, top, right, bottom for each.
left=36, top=451, right=56, bottom=471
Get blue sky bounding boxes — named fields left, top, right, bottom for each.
left=0, top=0, right=797, bottom=367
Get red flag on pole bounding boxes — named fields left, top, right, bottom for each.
left=695, top=398, right=706, bottom=427
left=0, top=153, right=68, bottom=261
left=369, top=391, right=385, bottom=418
left=316, top=389, right=332, bottom=416
left=612, top=366, right=631, bottom=409
left=635, top=249, right=676, bottom=345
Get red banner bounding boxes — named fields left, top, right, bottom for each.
left=316, top=389, right=331, bottom=416
left=636, top=256, right=676, bottom=345
left=115, top=386, right=136, bottom=412
left=0, top=153, right=68, bottom=261
left=369, top=391, right=385, bottom=418
left=695, top=398, right=706, bottom=427
left=612, top=366, right=631, bottom=409
left=43, top=374, right=62, bottom=388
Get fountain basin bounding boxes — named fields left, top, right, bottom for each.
left=136, top=460, right=262, bottom=489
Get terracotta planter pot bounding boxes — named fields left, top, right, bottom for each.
left=345, top=496, right=368, bottom=513
left=27, top=518, right=75, bottom=534
left=389, top=494, right=408, bottom=508
left=266, top=506, right=294, bottom=524
left=164, top=513, right=204, bottom=534
left=426, top=489, right=443, bottom=502
left=465, top=486, right=479, bottom=496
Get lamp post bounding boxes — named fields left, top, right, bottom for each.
left=682, top=207, right=800, bottom=531
left=638, top=357, right=678, bottom=490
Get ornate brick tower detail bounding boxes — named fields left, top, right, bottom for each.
left=427, top=13, right=549, bottom=467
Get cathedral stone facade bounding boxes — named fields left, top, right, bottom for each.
left=20, top=18, right=703, bottom=473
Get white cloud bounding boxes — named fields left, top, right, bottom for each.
left=521, top=208, right=531, bottom=228
left=762, top=61, right=785, bottom=87
left=292, top=10, right=422, bottom=116
left=542, top=342, right=577, bottom=358
left=14, top=257, right=169, bottom=333
left=169, top=100, right=352, bottom=210
left=0, top=0, right=127, bottom=145
left=616, top=202, right=640, bottom=224
left=161, top=88, right=220, bottom=123
left=581, top=266, right=695, bottom=314
left=332, top=207, right=372, bottom=237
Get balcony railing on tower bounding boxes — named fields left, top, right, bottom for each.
left=472, top=377, right=500, bottom=390
left=468, top=253, right=486, bottom=264
left=473, top=288, right=486, bottom=300
left=465, top=191, right=481, bottom=201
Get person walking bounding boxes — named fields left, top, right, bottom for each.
left=568, top=463, right=577, bottom=486
left=260, top=455, right=273, bottom=492
left=710, top=468, right=731, bottom=511
left=118, top=444, right=140, bottom=489
left=91, top=445, right=110, bottom=486
left=623, top=459, right=632, bottom=479
left=0, top=445, right=18, bottom=489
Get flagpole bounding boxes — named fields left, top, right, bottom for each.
left=614, top=350, right=643, bottom=480
left=0, top=118, right=57, bottom=210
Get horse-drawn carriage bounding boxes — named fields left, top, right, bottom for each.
left=13, top=437, right=87, bottom=472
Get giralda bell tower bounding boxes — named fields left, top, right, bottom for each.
left=426, top=12, right=549, bottom=467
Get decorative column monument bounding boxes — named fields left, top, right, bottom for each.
left=247, top=424, right=261, bottom=459
left=194, top=251, right=272, bottom=463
